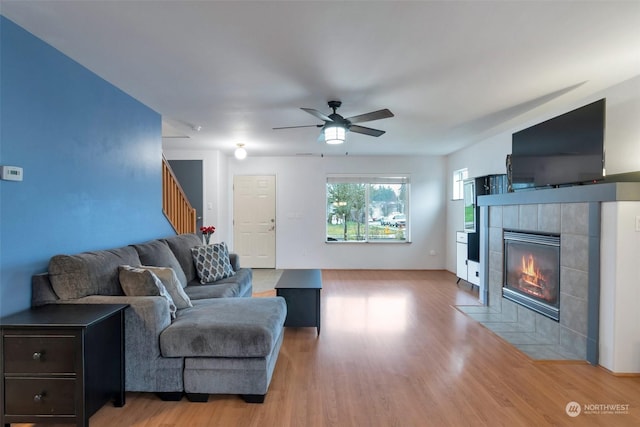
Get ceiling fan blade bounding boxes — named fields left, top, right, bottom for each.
left=349, top=125, right=386, bottom=137
left=346, top=108, right=394, bottom=124
left=273, top=124, right=322, bottom=130
left=301, top=107, right=333, bottom=122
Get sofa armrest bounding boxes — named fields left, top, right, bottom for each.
left=62, top=296, right=171, bottom=356
left=229, top=253, right=241, bottom=271
left=63, top=295, right=181, bottom=391
left=32, top=273, right=60, bottom=306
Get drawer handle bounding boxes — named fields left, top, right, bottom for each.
left=34, top=392, right=46, bottom=403
left=32, top=351, right=44, bottom=360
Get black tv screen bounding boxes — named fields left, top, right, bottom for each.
left=511, top=99, right=605, bottom=189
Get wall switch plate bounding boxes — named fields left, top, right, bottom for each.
left=1, top=165, right=23, bottom=181
left=636, top=215, right=640, bottom=232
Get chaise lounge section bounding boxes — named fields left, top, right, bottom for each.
left=31, top=233, right=286, bottom=403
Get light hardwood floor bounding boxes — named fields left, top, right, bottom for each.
left=15, top=270, right=640, bottom=426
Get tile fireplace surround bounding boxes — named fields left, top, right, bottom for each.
left=471, top=181, right=640, bottom=373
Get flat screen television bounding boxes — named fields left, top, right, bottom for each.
left=510, top=99, right=605, bottom=190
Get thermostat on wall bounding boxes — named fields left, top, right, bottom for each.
left=1, top=165, right=23, bottom=181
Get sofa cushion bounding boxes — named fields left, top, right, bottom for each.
left=162, top=233, right=202, bottom=283
left=184, top=268, right=253, bottom=299
left=131, top=239, right=188, bottom=288
left=119, top=265, right=177, bottom=318
left=48, top=246, right=140, bottom=300
left=191, top=243, right=235, bottom=283
left=142, top=266, right=193, bottom=309
left=159, top=297, right=287, bottom=358
left=184, top=281, right=239, bottom=299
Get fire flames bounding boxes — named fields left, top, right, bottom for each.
left=520, top=255, right=544, bottom=287
left=517, top=254, right=551, bottom=299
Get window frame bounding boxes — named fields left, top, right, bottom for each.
left=326, top=174, right=411, bottom=243
left=452, top=168, right=468, bottom=201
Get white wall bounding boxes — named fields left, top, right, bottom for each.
left=445, top=134, right=511, bottom=272
left=227, top=155, right=447, bottom=269
left=163, top=152, right=447, bottom=269
left=599, top=201, right=640, bottom=373
left=603, top=76, right=640, bottom=175
left=445, top=75, right=640, bottom=273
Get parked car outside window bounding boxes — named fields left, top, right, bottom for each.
left=389, top=214, right=406, bottom=227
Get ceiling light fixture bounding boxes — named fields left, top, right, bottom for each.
left=323, top=124, right=346, bottom=145
left=234, top=143, right=247, bottom=160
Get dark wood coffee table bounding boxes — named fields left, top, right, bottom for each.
left=275, top=269, right=322, bottom=335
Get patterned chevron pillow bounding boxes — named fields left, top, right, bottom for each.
left=191, top=242, right=236, bottom=284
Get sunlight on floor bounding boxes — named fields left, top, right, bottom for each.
left=324, top=292, right=410, bottom=334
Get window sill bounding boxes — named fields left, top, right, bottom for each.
left=325, top=240, right=411, bottom=244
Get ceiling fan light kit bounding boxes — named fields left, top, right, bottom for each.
left=274, top=100, right=393, bottom=145
left=324, top=124, right=346, bottom=144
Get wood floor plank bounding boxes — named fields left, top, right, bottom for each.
left=12, top=270, right=640, bottom=426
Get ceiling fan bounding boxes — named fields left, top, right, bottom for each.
left=273, top=101, right=394, bottom=144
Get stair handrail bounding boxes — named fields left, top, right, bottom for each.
left=162, top=155, right=196, bottom=234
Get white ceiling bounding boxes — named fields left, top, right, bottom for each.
left=2, top=1, right=639, bottom=157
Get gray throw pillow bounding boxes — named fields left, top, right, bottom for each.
left=132, top=240, right=188, bottom=288
left=142, top=265, right=193, bottom=310
left=191, top=243, right=236, bottom=284
left=118, top=265, right=177, bottom=318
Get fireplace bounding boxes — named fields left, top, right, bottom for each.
left=503, top=230, right=560, bottom=321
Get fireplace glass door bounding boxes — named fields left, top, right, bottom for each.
left=503, top=231, right=560, bottom=321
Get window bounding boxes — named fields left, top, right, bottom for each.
left=326, top=175, right=410, bottom=242
left=452, top=168, right=468, bottom=200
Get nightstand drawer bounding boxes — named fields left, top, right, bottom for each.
left=4, top=377, right=76, bottom=415
left=3, top=334, right=77, bottom=374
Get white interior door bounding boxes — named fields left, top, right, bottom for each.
left=233, top=175, right=276, bottom=268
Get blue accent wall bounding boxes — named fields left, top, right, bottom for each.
left=0, top=16, right=175, bottom=316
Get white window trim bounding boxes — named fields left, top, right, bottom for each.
left=452, top=168, right=468, bottom=201
left=326, top=174, right=411, bottom=243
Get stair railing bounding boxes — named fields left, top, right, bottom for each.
left=162, top=155, right=196, bottom=234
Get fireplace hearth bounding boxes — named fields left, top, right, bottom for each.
left=503, top=230, right=560, bottom=321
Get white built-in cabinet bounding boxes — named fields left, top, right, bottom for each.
left=455, top=231, right=468, bottom=281
left=456, top=231, right=479, bottom=286
left=467, top=260, right=480, bottom=286
left=456, top=231, right=480, bottom=286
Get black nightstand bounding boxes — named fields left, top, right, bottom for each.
left=0, top=303, right=128, bottom=427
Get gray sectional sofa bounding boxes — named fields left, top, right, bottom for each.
left=31, top=233, right=286, bottom=403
